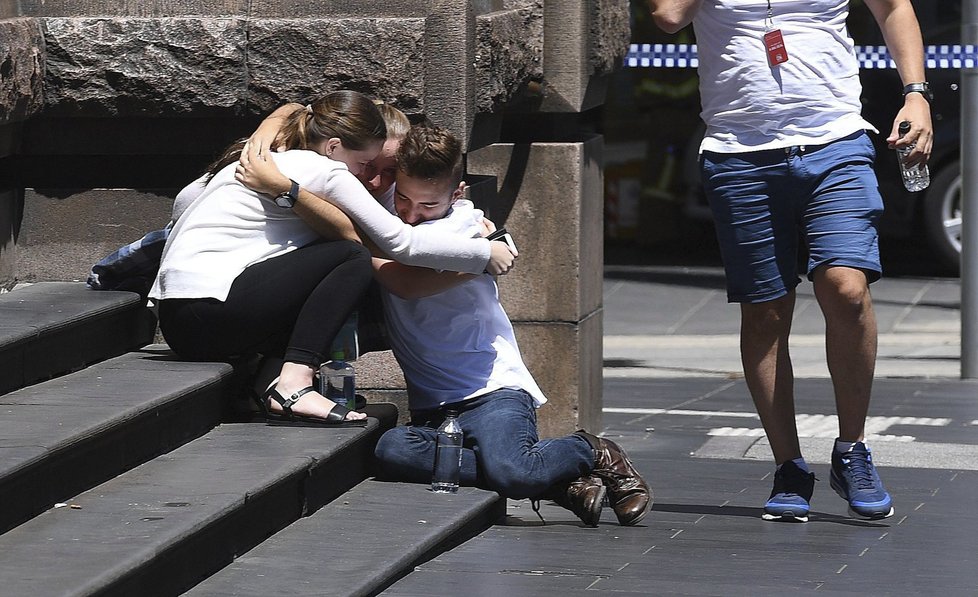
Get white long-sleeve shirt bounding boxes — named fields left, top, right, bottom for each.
left=150, top=150, right=491, bottom=302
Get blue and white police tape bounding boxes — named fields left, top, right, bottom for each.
left=625, top=43, right=978, bottom=69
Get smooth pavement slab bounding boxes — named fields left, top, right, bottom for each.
left=385, top=373, right=978, bottom=596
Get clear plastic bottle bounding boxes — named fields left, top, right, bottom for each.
left=896, top=120, right=930, bottom=192
left=318, top=351, right=355, bottom=410
left=431, top=410, right=463, bottom=494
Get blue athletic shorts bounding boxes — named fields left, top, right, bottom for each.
left=701, top=131, right=883, bottom=304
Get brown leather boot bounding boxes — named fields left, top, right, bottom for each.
left=545, top=475, right=606, bottom=527
left=576, top=430, right=652, bottom=526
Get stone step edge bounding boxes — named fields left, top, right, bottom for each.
left=0, top=282, right=156, bottom=395
left=0, top=349, right=235, bottom=535
left=186, top=479, right=506, bottom=597
left=0, top=421, right=392, bottom=596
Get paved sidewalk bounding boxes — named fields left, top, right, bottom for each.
left=384, top=267, right=978, bottom=596
left=604, top=265, right=962, bottom=379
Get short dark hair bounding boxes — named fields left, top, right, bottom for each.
left=396, top=124, right=463, bottom=187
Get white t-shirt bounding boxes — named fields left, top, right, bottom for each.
left=380, top=199, right=547, bottom=411
left=150, top=151, right=491, bottom=302
left=694, top=0, right=876, bottom=153
left=170, top=177, right=205, bottom=223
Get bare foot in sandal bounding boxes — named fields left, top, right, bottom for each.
left=269, top=362, right=367, bottom=423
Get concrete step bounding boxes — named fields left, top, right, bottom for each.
left=0, top=347, right=234, bottom=534
left=0, top=421, right=391, bottom=596
left=1, top=280, right=474, bottom=597
left=186, top=480, right=505, bottom=597
left=0, top=282, right=156, bottom=395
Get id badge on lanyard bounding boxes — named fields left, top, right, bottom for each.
left=764, top=0, right=789, bottom=66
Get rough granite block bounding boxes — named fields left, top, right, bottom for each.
left=588, top=0, right=631, bottom=73
left=248, top=0, right=427, bottom=18
left=355, top=350, right=409, bottom=423
left=356, top=350, right=407, bottom=391
left=20, top=1, right=249, bottom=17
left=0, top=18, right=45, bottom=124
left=247, top=18, right=426, bottom=113
left=41, top=17, right=247, bottom=117
left=475, top=8, right=543, bottom=113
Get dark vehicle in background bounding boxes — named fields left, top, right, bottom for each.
left=857, top=4, right=962, bottom=271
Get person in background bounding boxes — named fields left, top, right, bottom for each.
left=248, top=100, right=410, bottom=204
left=648, top=0, right=933, bottom=521
left=244, top=100, right=413, bottom=355
left=236, top=118, right=649, bottom=527
left=647, top=0, right=932, bottom=522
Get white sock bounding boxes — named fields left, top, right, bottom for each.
left=778, top=458, right=810, bottom=474
left=835, top=439, right=861, bottom=454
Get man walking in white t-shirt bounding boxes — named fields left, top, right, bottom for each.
left=648, top=0, right=932, bottom=521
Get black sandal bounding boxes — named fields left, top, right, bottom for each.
left=262, top=386, right=368, bottom=427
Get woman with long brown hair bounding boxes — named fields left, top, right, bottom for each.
left=150, top=90, right=500, bottom=426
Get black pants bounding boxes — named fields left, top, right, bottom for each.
left=158, top=240, right=373, bottom=367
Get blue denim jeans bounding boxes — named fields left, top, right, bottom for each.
left=374, top=389, right=595, bottom=499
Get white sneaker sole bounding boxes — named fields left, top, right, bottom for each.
left=762, top=511, right=809, bottom=523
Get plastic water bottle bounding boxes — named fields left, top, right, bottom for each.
left=318, top=351, right=355, bottom=410
left=896, top=121, right=930, bottom=192
left=431, top=410, right=463, bottom=494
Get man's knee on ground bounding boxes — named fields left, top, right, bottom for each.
left=373, top=427, right=424, bottom=481
left=481, top=460, right=550, bottom=499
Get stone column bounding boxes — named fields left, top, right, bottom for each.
left=468, top=136, right=605, bottom=437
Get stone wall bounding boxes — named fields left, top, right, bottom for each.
left=0, top=0, right=630, bottom=435
left=469, top=137, right=606, bottom=436
left=0, top=16, right=44, bottom=290
left=17, top=2, right=569, bottom=147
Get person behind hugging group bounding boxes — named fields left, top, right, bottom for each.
left=151, top=90, right=509, bottom=426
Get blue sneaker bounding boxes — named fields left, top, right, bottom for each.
left=830, top=441, right=894, bottom=519
left=762, top=461, right=815, bottom=522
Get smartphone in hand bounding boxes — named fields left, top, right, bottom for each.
left=486, top=227, right=517, bottom=253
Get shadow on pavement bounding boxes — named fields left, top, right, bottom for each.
left=652, top=503, right=891, bottom=528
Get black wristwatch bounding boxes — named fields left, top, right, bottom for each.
left=274, top=179, right=300, bottom=208
left=902, top=82, right=933, bottom=103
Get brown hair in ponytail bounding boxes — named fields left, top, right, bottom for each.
left=277, top=90, right=387, bottom=152
left=205, top=90, right=387, bottom=179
